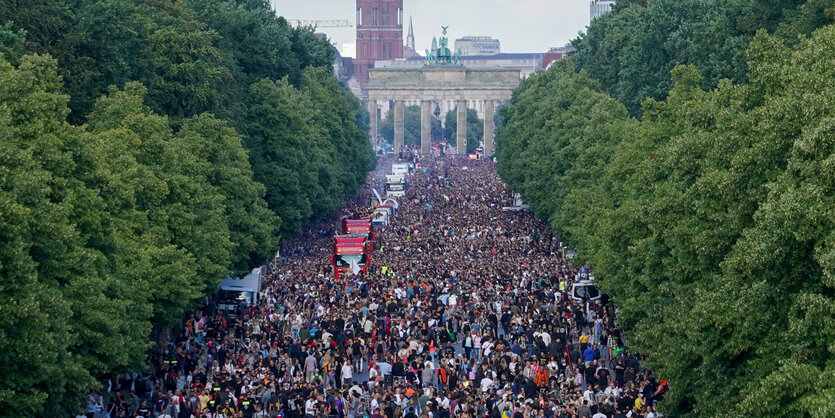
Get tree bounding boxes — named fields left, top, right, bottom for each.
left=176, top=114, right=279, bottom=275
left=571, top=0, right=835, bottom=117
left=444, top=106, right=483, bottom=153
left=86, top=82, right=233, bottom=320
left=495, top=22, right=835, bottom=416
left=0, top=22, right=26, bottom=64
left=0, top=1, right=373, bottom=413
left=242, top=78, right=318, bottom=236
left=378, top=105, right=442, bottom=146
left=0, top=53, right=150, bottom=416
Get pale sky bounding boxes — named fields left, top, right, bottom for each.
left=270, top=0, right=591, bottom=57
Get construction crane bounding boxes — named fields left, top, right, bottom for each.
left=285, top=19, right=353, bottom=28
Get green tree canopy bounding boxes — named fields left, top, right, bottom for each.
left=443, top=107, right=483, bottom=154
left=378, top=104, right=443, bottom=145
left=496, top=21, right=835, bottom=416
left=0, top=1, right=373, bottom=415
left=571, top=0, right=835, bottom=116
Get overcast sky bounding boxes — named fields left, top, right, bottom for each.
left=271, top=0, right=591, bottom=57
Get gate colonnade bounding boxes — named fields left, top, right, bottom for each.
left=365, top=66, right=520, bottom=157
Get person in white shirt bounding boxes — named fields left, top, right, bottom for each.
left=368, top=366, right=380, bottom=390
left=305, top=397, right=316, bottom=416
left=342, top=362, right=354, bottom=386
left=480, top=376, right=494, bottom=392
left=583, top=387, right=594, bottom=403
left=604, top=382, right=622, bottom=398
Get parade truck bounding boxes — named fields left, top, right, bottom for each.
left=385, top=174, right=406, bottom=197
left=217, top=266, right=264, bottom=312
left=371, top=207, right=391, bottom=227
left=343, top=218, right=376, bottom=252
left=391, top=163, right=409, bottom=176
left=331, top=234, right=369, bottom=279
left=371, top=197, right=398, bottom=228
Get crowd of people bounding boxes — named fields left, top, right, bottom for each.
left=86, top=155, right=667, bottom=418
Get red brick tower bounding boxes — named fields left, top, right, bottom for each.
left=354, top=0, right=404, bottom=89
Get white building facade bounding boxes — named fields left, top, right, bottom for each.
left=590, top=0, right=616, bottom=20
left=455, top=36, right=501, bottom=56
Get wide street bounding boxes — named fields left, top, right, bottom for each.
left=154, top=153, right=648, bottom=417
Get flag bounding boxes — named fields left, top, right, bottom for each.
left=349, top=257, right=361, bottom=275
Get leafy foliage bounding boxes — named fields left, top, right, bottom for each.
left=496, top=18, right=835, bottom=418
left=444, top=107, right=483, bottom=153
left=572, top=0, right=835, bottom=116
left=0, top=0, right=371, bottom=415
left=378, top=104, right=443, bottom=145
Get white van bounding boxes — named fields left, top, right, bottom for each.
left=218, top=267, right=264, bottom=311
left=569, top=279, right=600, bottom=302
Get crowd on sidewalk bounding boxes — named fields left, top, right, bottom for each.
left=84, top=156, right=666, bottom=418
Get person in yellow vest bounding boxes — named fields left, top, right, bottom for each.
left=381, top=266, right=388, bottom=276
left=559, top=280, right=566, bottom=292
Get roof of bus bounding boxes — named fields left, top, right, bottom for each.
left=344, top=218, right=371, bottom=224
left=334, top=245, right=365, bottom=255
left=335, top=234, right=367, bottom=244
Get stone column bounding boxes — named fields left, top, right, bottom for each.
left=456, top=99, right=467, bottom=156
left=420, top=100, right=432, bottom=156
left=483, top=99, right=495, bottom=157
left=393, top=100, right=405, bottom=155
left=367, top=99, right=377, bottom=145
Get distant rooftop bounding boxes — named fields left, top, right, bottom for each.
left=455, top=36, right=498, bottom=41
left=406, top=52, right=545, bottom=61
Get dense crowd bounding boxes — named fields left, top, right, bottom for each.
left=85, top=155, right=666, bottom=418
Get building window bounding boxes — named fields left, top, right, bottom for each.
left=357, top=8, right=362, bottom=26
left=398, top=8, right=403, bottom=26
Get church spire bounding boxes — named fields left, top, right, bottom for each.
left=406, top=16, right=415, bottom=50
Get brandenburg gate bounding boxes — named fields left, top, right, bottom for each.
left=364, top=27, right=520, bottom=157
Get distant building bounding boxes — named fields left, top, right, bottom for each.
left=376, top=53, right=547, bottom=79
left=542, top=44, right=576, bottom=69
left=373, top=51, right=566, bottom=119
left=590, top=0, right=616, bottom=20
left=548, top=43, right=577, bottom=55
left=354, top=0, right=405, bottom=88
left=316, top=32, right=350, bottom=81
left=403, top=16, right=419, bottom=58
left=455, top=36, right=501, bottom=56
